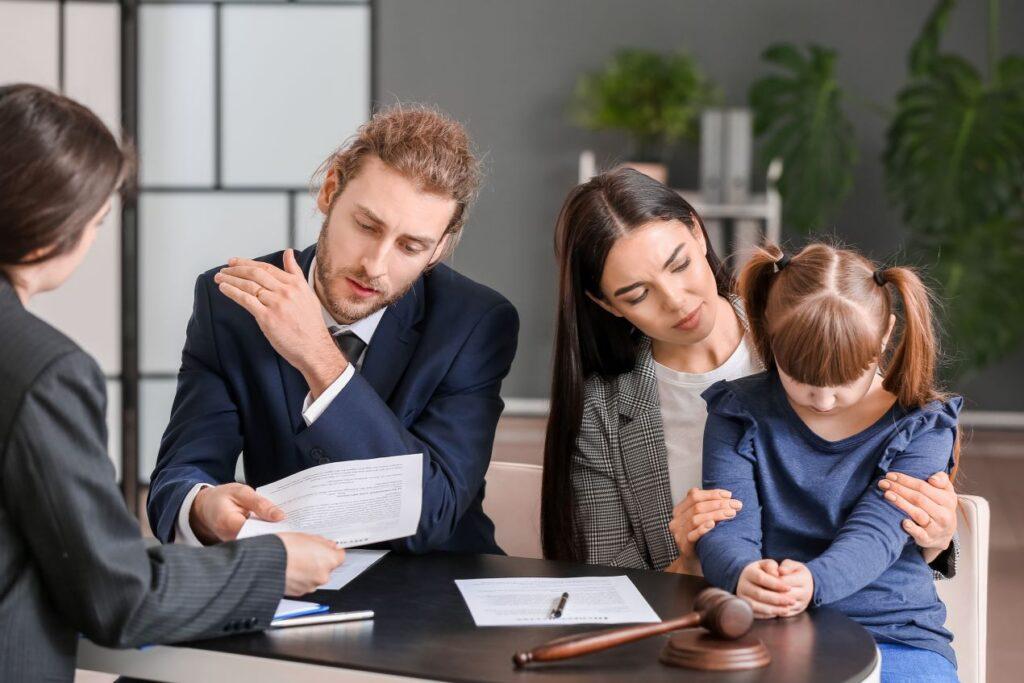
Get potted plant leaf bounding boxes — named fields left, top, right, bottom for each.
left=748, top=44, right=858, bottom=234
left=570, top=48, right=718, bottom=184
left=884, top=0, right=1024, bottom=378
left=748, top=0, right=1024, bottom=381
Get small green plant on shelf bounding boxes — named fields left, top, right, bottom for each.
left=570, top=48, right=718, bottom=164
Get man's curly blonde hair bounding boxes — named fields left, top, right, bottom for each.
left=315, top=104, right=480, bottom=260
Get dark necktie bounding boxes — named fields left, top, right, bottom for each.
left=330, top=327, right=367, bottom=366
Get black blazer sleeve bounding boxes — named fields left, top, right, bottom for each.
left=1, top=349, right=287, bottom=648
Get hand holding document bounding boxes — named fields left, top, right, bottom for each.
left=455, top=576, right=661, bottom=627
left=270, top=550, right=388, bottom=631
left=238, top=453, right=423, bottom=547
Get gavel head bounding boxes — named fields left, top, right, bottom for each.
left=693, top=588, right=753, bottom=640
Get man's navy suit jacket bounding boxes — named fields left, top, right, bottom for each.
left=147, top=245, right=519, bottom=554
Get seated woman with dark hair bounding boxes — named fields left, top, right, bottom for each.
left=0, top=84, right=345, bottom=683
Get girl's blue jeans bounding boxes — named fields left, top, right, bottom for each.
left=878, top=643, right=958, bottom=683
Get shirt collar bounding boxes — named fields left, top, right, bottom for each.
left=308, top=256, right=386, bottom=346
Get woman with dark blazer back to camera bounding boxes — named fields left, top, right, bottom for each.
left=0, top=84, right=346, bottom=682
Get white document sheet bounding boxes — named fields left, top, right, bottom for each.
left=454, top=576, right=661, bottom=627
left=237, top=453, right=423, bottom=547
left=320, top=549, right=389, bottom=590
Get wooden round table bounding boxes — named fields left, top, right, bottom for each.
left=79, top=553, right=879, bottom=682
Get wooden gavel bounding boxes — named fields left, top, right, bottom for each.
left=512, top=587, right=753, bottom=668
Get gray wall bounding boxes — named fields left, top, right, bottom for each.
left=376, top=0, right=1024, bottom=410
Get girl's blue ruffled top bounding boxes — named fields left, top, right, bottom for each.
left=696, top=370, right=961, bottom=666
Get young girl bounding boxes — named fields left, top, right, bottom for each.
left=696, top=243, right=959, bottom=681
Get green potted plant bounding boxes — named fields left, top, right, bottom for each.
left=885, top=0, right=1024, bottom=377
left=570, top=48, right=718, bottom=184
left=748, top=0, right=1024, bottom=380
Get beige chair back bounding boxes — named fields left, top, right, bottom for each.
left=482, top=461, right=543, bottom=559
left=935, top=495, right=990, bottom=683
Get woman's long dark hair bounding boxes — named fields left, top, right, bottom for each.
left=541, top=168, right=734, bottom=562
left=0, top=84, right=130, bottom=268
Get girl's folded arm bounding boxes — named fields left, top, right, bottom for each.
left=696, top=410, right=763, bottom=592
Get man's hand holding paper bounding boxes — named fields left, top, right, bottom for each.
left=190, top=483, right=285, bottom=545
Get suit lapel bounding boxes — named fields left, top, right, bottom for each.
left=617, top=338, right=677, bottom=569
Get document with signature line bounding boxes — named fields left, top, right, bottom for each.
left=237, top=453, right=423, bottom=547
left=455, top=576, right=661, bottom=627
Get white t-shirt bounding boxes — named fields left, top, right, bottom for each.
left=654, top=335, right=761, bottom=506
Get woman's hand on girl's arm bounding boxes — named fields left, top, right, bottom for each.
left=668, top=487, right=743, bottom=571
left=877, top=470, right=957, bottom=561
left=736, top=559, right=795, bottom=619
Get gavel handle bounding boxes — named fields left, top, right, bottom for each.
left=512, top=612, right=702, bottom=667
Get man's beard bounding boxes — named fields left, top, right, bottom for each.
left=314, top=224, right=415, bottom=324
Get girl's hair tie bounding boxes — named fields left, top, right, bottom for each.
left=774, top=252, right=791, bottom=273
left=873, top=269, right=887, bottom=286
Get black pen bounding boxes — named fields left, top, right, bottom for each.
left=548, top=592, right=569, bottom=619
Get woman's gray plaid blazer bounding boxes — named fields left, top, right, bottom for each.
left=570, top=337, right=678, bottom=570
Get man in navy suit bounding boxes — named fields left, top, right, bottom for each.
left=147, top=106, right=518, bottom=555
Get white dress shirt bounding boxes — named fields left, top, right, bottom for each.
left=174, top=257, right=386, bottom=545
left=654, top=335, right=761, bottom=506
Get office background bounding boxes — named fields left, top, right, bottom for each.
left=376, top=0, right=1024, bottom=411
left=2, top=2, right=1022, bottom=681
left=4, top=0, right=1022, bottom=496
